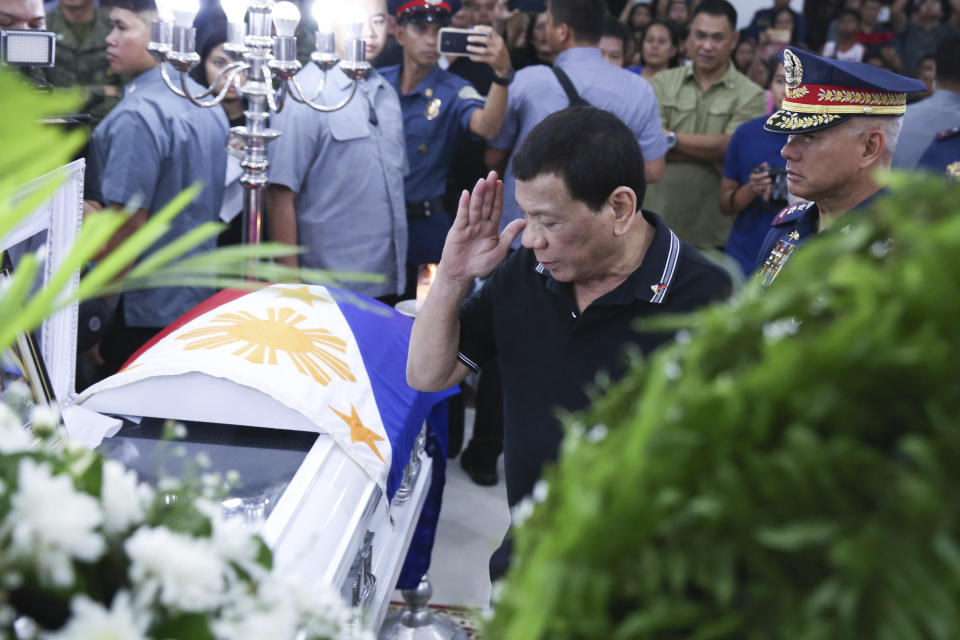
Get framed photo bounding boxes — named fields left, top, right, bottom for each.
left=0, top=159, right=85, bottom=408
left=0, top=325, right=55, bottom=427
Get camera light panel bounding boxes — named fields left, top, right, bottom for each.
left=1, top=30, right=56, bottom=67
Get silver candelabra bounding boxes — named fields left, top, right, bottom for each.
left=147, top=0, right=371, bottom=246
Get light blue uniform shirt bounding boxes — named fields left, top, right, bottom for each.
left=891, top=90, right=960, bottom=170
left=91, top=65, right=228, bottom=328
left=268, top=65, right=408, bottom=297
left=489, top=47, right=667, bottom=236
left=379, top=63, right=483, bottom=201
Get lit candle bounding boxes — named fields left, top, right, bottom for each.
left=416, top=263, right=437, bottom=311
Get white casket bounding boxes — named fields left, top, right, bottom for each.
left=77, top=285, right=448, bottom=632
left=5, top=162, right=449, bottom=633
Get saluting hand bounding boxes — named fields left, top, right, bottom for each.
left=466, top=25, right=513, bottom=79
left=438, top=171, right=525, bottom=284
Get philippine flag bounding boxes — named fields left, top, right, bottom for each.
left=79, top=284, right=456, bottom=499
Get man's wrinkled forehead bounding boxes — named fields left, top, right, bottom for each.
left=360, top=0, right=388, bottom=16
left=0, top=0, right=45, bottom=23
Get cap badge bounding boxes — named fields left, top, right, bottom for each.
left=784, top=49, right=803, bottom=90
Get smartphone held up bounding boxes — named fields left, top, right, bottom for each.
left=437, top=27, right=489, bottom=57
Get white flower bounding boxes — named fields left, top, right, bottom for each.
left=0, top=402, right=31, bottom=454
left=762, top=317, right=801, bottom=341
left=586, top=424, right=608, bottom=443
left=663, top=360, right=682, bottom=381
left=100, top=461, right=151, bottom=536
left=211, top=516, right=262, bottom=568
left=532, top=480, right=549, bottom=504
left=125, top=527, right=227, bottom=612
left=212, top=599, right=299, bottom=640
left=29, top=403, right=60, bottom=431
left=45, top=592, right=148, bottom=640
left=276, top=575, right=355, bottom=637
left=4, top=458, right=105, bottom=587
left=219, top=574, right=357, bottom=640
left=510, top=497, right=535, bottom=527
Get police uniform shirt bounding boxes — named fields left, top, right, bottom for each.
left=268, top=64, right=408, bottom=298
left=379, top=63, right=484, bottom=202
left=891, top=90, right=960, bottom=170
left=489, top=47, right=667, bottom=239
left=754, top=190, right=885, bottom=285
left=456, top=211, right=733, bottom=506
left=917, top=127, right=960, bottom=180
left=90, top=65, right=228, bottom=328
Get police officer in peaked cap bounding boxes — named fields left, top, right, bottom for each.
left=380, top=0, right=514, bottom=298
left=756, top=46, right=927, bottom=286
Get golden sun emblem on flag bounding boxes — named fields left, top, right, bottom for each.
left=176, top=307, right=356, bottom=386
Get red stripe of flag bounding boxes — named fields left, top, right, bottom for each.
left=120, top=287, right=260, bottom=370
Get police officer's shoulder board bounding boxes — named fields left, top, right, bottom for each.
left=772, top=201, right=816, bottom=227
left=936, top=126, right=960, bottom=141
left=457, top=85, right=485, bottom=103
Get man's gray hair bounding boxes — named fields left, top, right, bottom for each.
left=845, top=115, right=904, bottom=162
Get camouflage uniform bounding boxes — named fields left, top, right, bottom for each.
left=45, top=6, right=123, bottom=126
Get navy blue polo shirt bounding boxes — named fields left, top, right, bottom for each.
left=457, top=211, right=733, bottom=506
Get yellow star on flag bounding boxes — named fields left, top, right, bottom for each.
left=330, top=404, right=385, bottom=463
left=274, top=286, right=331, bottom=307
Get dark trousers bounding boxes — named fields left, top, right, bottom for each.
left=99, top=305, right=161, bottom=377
left=464, top=357, right=504, bottom=463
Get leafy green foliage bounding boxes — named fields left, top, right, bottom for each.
left=487, top=175, right=960, bottom=640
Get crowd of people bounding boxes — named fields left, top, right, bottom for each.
left=3, top=0, right=959, bottom=582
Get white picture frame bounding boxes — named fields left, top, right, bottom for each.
left=1, top=159, right=85, bottom=407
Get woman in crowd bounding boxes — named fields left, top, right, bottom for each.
left=190, top=25, right=245, bottom=246
left=523, top=11, right=556, bottom=66
left=664, top=0, right=690, bottom=27
left=621, top=1, right=653, bottom=43
left=718, top=60, right=790, bottom=276
left=757, top=8, right=804, bottom=61
left=630, top=19, right=679, bottom=81
left=732, top=32, right=758, bottom=74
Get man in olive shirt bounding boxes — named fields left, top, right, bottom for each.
left=46, top=0, right=123, bottom=126
left=644, top=0, right=765, bottom=249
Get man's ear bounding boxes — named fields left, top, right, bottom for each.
left=860, top=129, right=887, bottom=169
left=555, top=22, right=571, bottom=45
left=608, top=186, right=638, bottom=235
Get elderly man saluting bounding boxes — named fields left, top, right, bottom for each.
left=407, top=106, right=732, bottom=579
left=757, top=47, right=927, bottom=285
